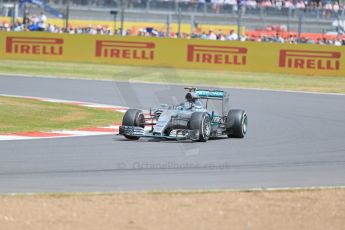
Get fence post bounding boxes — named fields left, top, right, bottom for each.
left=297, top=9, right=303, bottom=43
left=177, top=7, right=181, bottom=38
left=336, top=13, right=341, bottom=36
left=110, top=10, right=118, bottom=34
left=23, top=3, right=28, bottom=28
left=65, top=0, right=70, bottom=31
left=342, top=10, right=345, bottom=34
left=166, top=14, right=171, bottom=37
left=11, top=3, right=16, bottom=30
left=287, top=8, right=291, bottom=33
left=120, top=0, right=125, bottom=35
left=190, top=14, right=194, bottom=36
left=237, top=1, right=242, bottom=40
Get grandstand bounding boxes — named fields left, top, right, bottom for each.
left=1, top=0, right=344, bottom=43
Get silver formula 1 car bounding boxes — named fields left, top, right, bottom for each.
left=118, top=87, right=247, bottom=142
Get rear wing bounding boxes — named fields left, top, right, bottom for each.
left=184, top=87, right=229, bottom=116
left=195, top=89, right=225, bottom=100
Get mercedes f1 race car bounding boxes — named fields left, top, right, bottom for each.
left=118, top=87, right=247, bottom=142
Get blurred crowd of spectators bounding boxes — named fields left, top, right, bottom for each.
left=1, top=18, right=344, bottom=45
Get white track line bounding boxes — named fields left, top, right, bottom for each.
left=2, top=185, right=345, bottom=196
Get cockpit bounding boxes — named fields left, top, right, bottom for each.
left=177, top=92, right=205, bottom=111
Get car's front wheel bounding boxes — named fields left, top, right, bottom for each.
left=122, top=109, right=145, bottom=140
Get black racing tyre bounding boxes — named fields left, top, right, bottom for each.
left=226, top=110, right=247, bottom=138
left=122, top=109, right=145, bottom=140
left=190, top=112, right=211, bottom=142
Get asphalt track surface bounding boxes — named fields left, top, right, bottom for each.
left=0, top=75, right=345, bottom=193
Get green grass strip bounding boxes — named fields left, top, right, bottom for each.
left=0, top=96, right=123, bottom=134
left=0, top=60, right=344, bottom=94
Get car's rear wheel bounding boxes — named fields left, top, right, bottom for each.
left=190, top=112, right=211, bottom=142
left=226, top=110, right=247, bottom=138
left=122, top=109, right=145, bottom=140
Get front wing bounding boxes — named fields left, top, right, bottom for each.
left=118, top=125, right=200, bottom=140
